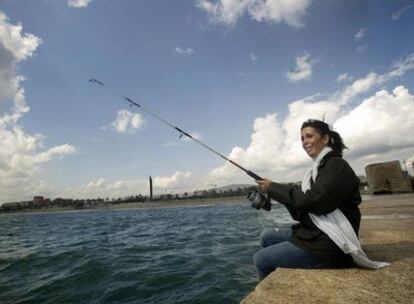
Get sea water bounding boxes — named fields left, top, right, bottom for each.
left=0, top=202, right=294, bottom=304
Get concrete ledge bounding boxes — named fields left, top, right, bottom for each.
left=241, top=194, right=414, bottom=304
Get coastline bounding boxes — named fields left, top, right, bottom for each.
left=0, top=195, right=248, bottom=215
left=2, top=193, right=409, bottom=215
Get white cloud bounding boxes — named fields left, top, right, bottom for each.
left=67, top=171, right=194, bottom=199
left=334, top=86, right=414, bottom=157
left=197, top=0, right=311, bottom=28
left=0, top=11, right=42, bottom=109
left=0, top=12, right=41, bottom=61
left=67, top=178, right=147, bottom=199
left=354, top=28, right=366, bottom=41
left=197, top=0, right=251, bottom=26
left=337, top=73, right=353, bottom=83
left=354, top=28, right=367, bottom=52
left=67, top=0, right=93, bottom=8
left=34, top=144, right=77, bottom=163
left=86, top=177, right=106, bottom=188
left=207, top=53, right=414, bottom=185
left=250, top=53, right=258, bottom=61
left=0, top=127, right=77, bottom=202
left=286, top=53, right=315, bottom=83
left=175, top=47, right=194, bottom=55
left=112, top=110, right=145, bottom=134
left=0, top=11, right=76, bottom=203
left=392, top=4, right=414, bottom=21
left=337, top=52, right=414, bottom=105
left=153, top=171, right=193, bottom=190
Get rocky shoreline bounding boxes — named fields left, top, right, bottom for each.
left=241, top=193, right=414, bottom=304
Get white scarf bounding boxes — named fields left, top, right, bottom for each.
left=302, top=146, right=389, bottom=269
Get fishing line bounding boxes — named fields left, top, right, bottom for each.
left=89, top=78, right=263, bottom=181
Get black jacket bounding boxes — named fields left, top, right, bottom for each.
left=268, top=151, right=361, bottom=265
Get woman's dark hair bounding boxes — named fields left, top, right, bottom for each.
left=301, top=119, right=347, bottom=154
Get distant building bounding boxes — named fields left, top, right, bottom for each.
left=33, top=196, right=44, bottom=203
left=193, top=190, right=205, bottom=197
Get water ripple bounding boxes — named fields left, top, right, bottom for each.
left=0, top=201, right=291, bottom=303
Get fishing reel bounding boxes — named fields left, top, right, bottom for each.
left=247, top=190, right=271, bottom=211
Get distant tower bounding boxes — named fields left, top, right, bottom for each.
left=149, top=176, right=153, bottom=200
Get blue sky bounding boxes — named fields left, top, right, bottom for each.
left=1, top=0, right=414, bottom=202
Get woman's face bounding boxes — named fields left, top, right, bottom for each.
left=301, top=126, right=329, bottom=158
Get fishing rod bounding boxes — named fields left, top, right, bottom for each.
left=89, top=78, right=263, bottom=181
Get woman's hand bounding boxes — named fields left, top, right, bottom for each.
left=256, top=178, right=273, bottom=193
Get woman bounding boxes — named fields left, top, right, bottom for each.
left=253, top=119, right=387, bottom=281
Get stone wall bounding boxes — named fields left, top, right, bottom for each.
left=241, top=193, right=414, bottom=304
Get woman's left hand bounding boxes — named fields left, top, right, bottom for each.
left=256, top=178, right=273, bottom=193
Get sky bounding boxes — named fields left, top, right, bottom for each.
left=1, top=0, right=414, bottom=203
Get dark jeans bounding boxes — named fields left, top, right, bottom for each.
left=253, top=227, right=333, bottom=280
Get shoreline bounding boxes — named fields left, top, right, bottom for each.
left=2, top=193, right=413, bottom=216
left=0, top=195, right=248, bottom=215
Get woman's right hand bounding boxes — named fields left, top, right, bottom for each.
left=256, top=178, right=273, bottom=193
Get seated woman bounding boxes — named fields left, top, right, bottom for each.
left=254, top=119, right=388, bottom=280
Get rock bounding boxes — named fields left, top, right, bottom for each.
left=365, top=161, right=413, bottom=194
left=388, top=177, right=413, bottom=193
left=241, top=194, right=414, bottom=304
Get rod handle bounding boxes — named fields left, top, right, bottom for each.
left=246, top=170, right=263, bottom=181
